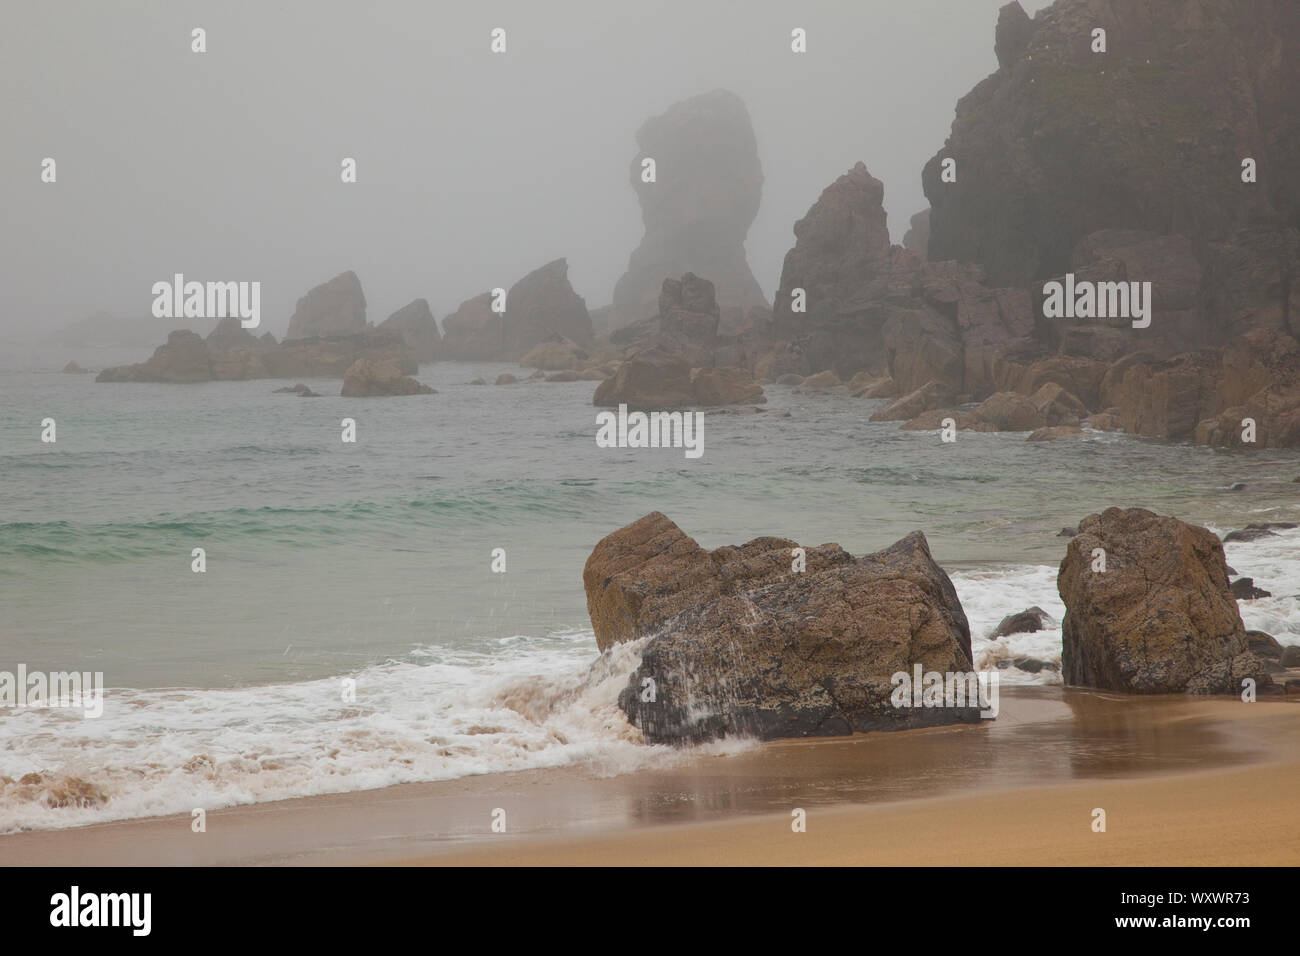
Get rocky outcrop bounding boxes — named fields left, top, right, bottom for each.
left=439, top=292, right=500, bottom=361
left=96, top=324, right=416, bottom=383
left=592, top=348, right=764, bottom=408
left=61, top=361, right=88, bottom=374
left=610, top=90, right=769, bottom=328
left=378, top=299, right=443, bottom=362
left=339, top=359, right=434, bottom=397
left=96, top=329, right=214, bottom=383
left=608, top=272, right=766, bottom=375
left=503, top=258, right=593, bottom=357
left=923, top=0, right=1300, bottom=286
left=1097, top=330, right=1300, bottom=447
left=519, top=340, right=589, bottom=371
left=770, top=162, right=1040, bottom=392
left=584, top=514, right=979, bottom=742
left=285, top=271, right=366, bottom=340
left=438, top=260, right=592, bottom=361
left=1057, top=507, right=1269, bottom=693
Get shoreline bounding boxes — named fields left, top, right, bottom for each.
left=3, top=689, right=1297, bottom=866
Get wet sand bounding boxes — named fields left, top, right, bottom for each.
left=3, top=688, right=1297, bottom=866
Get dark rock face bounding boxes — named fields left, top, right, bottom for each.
left=585, top=514, right=980, bottom=743
left=994, top=1, right=1034, bottom=69
left=285, top=271, right=367, bottom=340
left=378, top=299, right=443, bottom=362
left=923, top=0, right=1300, bottom=286
left=1058, top=507, right=1268, bottom=693
left=610, top=90, right=769, bottom=328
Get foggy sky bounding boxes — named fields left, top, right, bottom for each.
left=1, top=0, right=1049, bottom=338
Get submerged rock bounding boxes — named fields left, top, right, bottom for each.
left=990, top=606, right=1051, bottom=639
left=1230, top=577, right=1272, bottom=600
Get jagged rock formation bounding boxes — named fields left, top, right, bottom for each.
left=768, top=155, right=1300, bottom=445
left=584, top=513, right=980, bottom=742
left=285, top=271, right=367, bottom=340
left=440, top=259, right=592, bottom=361
left=769, top=162, right=1039, bottom=389
left=610, top=90, right=769, bottom=328
left=378, top=299, right=443, bottom=362
left=96, top=318, right=416, bottom=383
left=503, top=258, right=592, bottom=356
left=1058, top=508, right=1269, bottom=693
left=439, top=292, right=500, bottom=361
left=924, top=0, right=1299, bottom=286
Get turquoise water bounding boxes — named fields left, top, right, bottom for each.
left=3, top=348, right=1299, bottom=688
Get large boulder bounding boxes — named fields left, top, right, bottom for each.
left=378, top=299, right=443, bottom=362
left=592, top=349, right=694, bottom=408
left=691, top=366, right=765, bottom=406
left=588, top=515, right=979, bottom=743
left=610, top=90, right=769, bottom=328
left=285, top=271, right=367, bottom=340
left=1057, top=507, right=1268, bottom=693
left=869, top=380, right=955, bottom=422
left=972, top=391, right=1043, bottom=431
left=339, top=359, right=434, bottom=397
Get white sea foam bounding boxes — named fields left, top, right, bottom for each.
left=0, top=630, right=759, bottom=833
left=3, top=528, right=1294, bottom=833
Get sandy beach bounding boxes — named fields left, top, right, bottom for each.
left=3, top=688, right=1296, bottom=866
